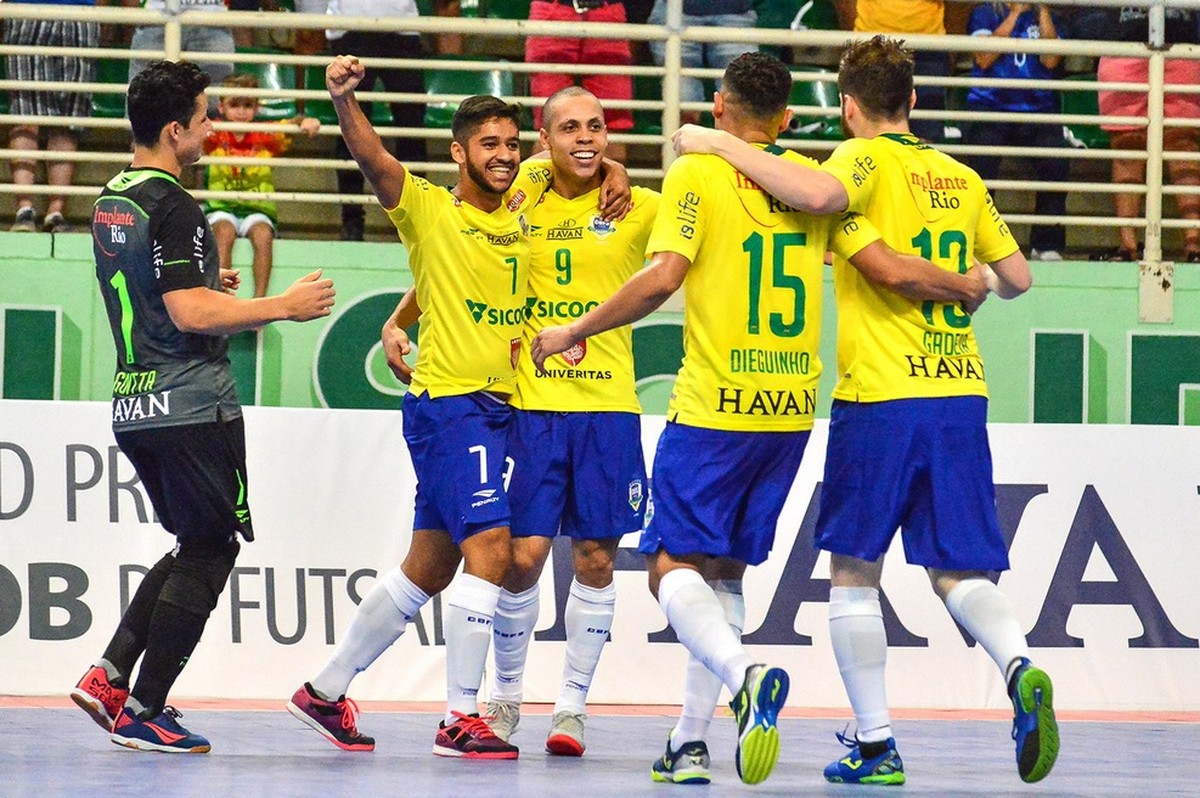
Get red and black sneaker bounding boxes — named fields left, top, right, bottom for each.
left=287, top=682, right=375, bottom=751
left=433, top=712, right=519, bottom=759
left=70, top=665, right=129, bottom=731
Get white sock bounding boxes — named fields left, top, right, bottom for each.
left=943, top=578, right=1031, bottom=684
left=555, top=578, right=616, bottom=714
left=491, top=584, right=540, bottom=703
left=829, top=586, right=892, bottom=743
left=311, top=566, right=428, bottom=700
left=657, top=568, right=753, bottom=695
left=444, top=573, right=501, bottom=721
left=671, top=579, right=744, bottom=747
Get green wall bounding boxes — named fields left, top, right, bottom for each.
left=2, top=231, right=1198, bottom=424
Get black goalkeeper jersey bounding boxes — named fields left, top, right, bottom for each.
left=93, top=167, right=240, bottom=430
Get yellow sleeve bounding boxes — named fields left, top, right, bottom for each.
left=629, top=186, right=661, bottom=257
left=385, top=169, right=442, bottom=243
left=820, top=138, right=880, bottom=214
left=829, top=211, right=883, bottom=261
left=506, top=159, right=554, bottom=212
left=645, top=156, right=705, bottom=262
left=974, top=188, right=1021, bottom=263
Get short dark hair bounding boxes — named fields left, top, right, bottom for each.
left=838, top=35, right=913, bottom=121
left=541, top=86, right=598, bottom=130
left=451, top=95, right=522, bottom=145
left=720, top=52, right=793, bottom=120
left=127, top=60, right=210, bottom=148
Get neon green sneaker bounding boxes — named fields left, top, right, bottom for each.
left=1009, top=658, right=1059, bottom=783
left=729, top=663, right=789, bottom=784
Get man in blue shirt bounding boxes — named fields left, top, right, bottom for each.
left=965, top=3, right=1068, bottom=260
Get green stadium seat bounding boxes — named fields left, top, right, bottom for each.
left=485, top=0, right=530, bottom=19
left=1062, top=72, right=1109, bottom=150
left=233, top=48, right=298, bottom=121
left=92, top=58, right=129, bottom=119
left=783, top=66, right=841, bottom=140
left=424, top=57, right=512, bottom=128
left=756, top=0, right=837, bottom=31
left=632, top=74, right=663, bottom=136
left=0, top=56, right=8, bottom=115
left=303, top=64, right=394, bottom=126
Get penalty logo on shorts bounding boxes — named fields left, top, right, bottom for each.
left=628, top=479, right=644, bottom=512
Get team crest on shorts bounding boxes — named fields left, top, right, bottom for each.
left=628, top=479, right=644, bottom=512
left=589, top=215, right=615, bottom=240
left=562, top=339, right=587, bottom=366
left=511, top=337, right=521, bottom=368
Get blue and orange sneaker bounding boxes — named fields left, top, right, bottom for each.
left=1009, top=657, right=1059, bottom=782
left=287, top=682, right=375, bottom=751
left=823, top=730, right=905, bottom=785
left=70, top=665, right=128, bottom=731
left=111, top=706, right=211, bottom=753
left=730, top=663, right=789, bottom=785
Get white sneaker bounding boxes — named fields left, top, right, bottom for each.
left=484, top=699, right=520, bottom=742
left=546, top=710, right=586, bottom=756
left=1030, top=249, right=1063, bottom=261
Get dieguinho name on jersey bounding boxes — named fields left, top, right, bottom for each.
left=112, top=390, right=171, bottom=422
left=730, top=348, right=811, bottom=375
left=715, top=386, right=816, bottom=416
left=923, top=331, right=974, bottom=356
left=904, top=354, right=985, bottom=380
left=112, top=369, right=158, bottom=396
left=527, top=298, right=600, bottom=320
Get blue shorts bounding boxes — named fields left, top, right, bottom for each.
left=403, top=391, right=513, bottom=544
left=507, top=410, right=646, bottom=540
left=639, top=422, right=810, bottom=566
left=814, top=396, right=1009, bottom=571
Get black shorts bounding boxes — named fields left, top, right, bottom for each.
left=115, top=416, right=255, bottom=544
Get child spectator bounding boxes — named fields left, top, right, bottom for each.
left=204, top=73, right=320, bottom=297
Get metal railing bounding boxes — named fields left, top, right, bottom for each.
left=0, top=0, right=1196, bottom=279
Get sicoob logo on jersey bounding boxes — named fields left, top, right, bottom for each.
left=561, top=339, right=587, bottom=366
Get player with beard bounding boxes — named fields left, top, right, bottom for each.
left=672, top=36, right=1055, bottom=786
left=288, top=56, right=627, bottom=760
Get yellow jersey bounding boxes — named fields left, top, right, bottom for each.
left=386, top=161, right=551, bottom=398
left=513, top=184, right=661, bottom=412
left=647, top=145, right=861, bottom=432
left=822, top=133, right=1020, bottom=402
left=854, top=0, right=944, bottom=35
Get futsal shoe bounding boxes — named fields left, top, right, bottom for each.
left=823, top=731, right=905, bottom=785
left=70, top=665, right=129, bottom=731
left=1008, top=658, right=1059, bottom=782
left=485, top=699, right=520, bottom=742
left=545, top=710, right=586, bottom=756
left=111, top=706, right=210, bottom=753
left=650, top=735, right=711, bottom=785
left=287, top=682, right=375, bottom=751
left=730, top=663, right=790, bottom=784
left=433, top=712, right=519, bottom=759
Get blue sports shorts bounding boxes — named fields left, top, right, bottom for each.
left=507, top=410, right=646, bottom=540
left=814, top=396, right=1009, bottom=571
left=639, top=421, right=810, bottom=566
left=403, top=391, right=512, bottom=544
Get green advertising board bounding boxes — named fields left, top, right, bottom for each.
left=2, top=232, right=1198, bottom=425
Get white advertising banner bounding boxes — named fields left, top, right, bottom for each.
left=0, top=400, right=1197, bottom=711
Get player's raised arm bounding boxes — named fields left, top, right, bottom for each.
left=672, top=124, right=849, bottom=215
left=532, top=251, right=688, bottom=372
left=327, top=55, right=407, bottom=209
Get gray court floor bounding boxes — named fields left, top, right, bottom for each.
left=1, top=708, right=1193, bottom=797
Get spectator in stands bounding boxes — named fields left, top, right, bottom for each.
left=125, top=0, right=235, bottom=104
left=295, top=0, right=428, bottom=241
left=836, top=0, right=948, bottom=142
left=525, top=0, right=634, bottom=163
left=965, top=3, right=1068, bottom=261
left=646, top=1, right=758, bottom=126
left=1090, top=7, right=1200, bottom=262
left=204, top=73, right=321, bottom=297
left=4, top=2, right=99, bottom=233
